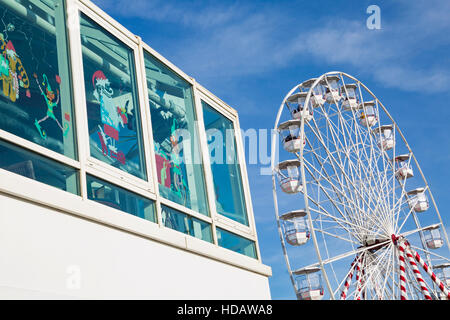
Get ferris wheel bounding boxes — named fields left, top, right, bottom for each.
left=271, top=71, right=450, bottom=300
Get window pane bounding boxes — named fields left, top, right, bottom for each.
left=80, top=13, right=146, bottom=180
left=0, top=0, right=76, bottom=158
left=0, top=139, right=78, bottom=194
left=202, top=102, right=248, bottom=226
left=86, top=174, right=156, bottom=222
left=144, top=51, right=208, bottom=215
left=216, top=227, right=257, bottom=259
left=161, top=205, right=212, bottom=243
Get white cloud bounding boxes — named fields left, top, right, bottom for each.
left=92, top=0, right=450, bottom=94
left=93, top=0, right=246, bottom=28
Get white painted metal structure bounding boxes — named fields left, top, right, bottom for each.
left=0, top=0, right=271, bottom=299
left=271, top=71, right=449, bottom=300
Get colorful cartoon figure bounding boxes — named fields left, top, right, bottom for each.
left=92, top=70, right=132, bottom=165
left=167, top=118, right=188, bottom=203
left=155, top=145, right=172, bottom=188
left=33, top=73, right=69, bottom=139
left=0, top=35, right=29, bottom=102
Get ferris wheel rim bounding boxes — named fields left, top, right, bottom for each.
left=271, top=71, right=450, bottom=300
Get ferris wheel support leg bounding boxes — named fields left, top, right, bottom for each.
left=355, top=256, right=364, bottom=300
left=399, top=241, right=432, bottom=300
left=340, top=255, right=359, bottom=300
left=397, top=243, right=408, bottom=300
left=405, top=241, right=450, bottom=300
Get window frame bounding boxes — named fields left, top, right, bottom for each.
left=216, top=226, right=259, bottom=260
left=195, top=90, right=257, bottom=235
left=160, top=203, right=214, bottom=243
left=86, top=172, right=157, bottom=223
left=139, top=42, right=215, bottom=228
left=0, top=0, right=80, bottom=171
left=68, top=1, right=155, bottom=195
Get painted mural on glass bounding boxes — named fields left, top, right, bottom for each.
left=80, top=13, right=146, bottom=180
left=0, top=0, right=75, bottom=159
left=144, top=51, right=209, bottom=216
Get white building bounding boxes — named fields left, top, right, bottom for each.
left=0, top=0, right=271, bottom=299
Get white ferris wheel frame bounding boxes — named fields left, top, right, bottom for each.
left=270, top=71, right=450, bottom=300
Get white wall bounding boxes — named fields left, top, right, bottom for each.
left=0, top=193, right=271, bottom=299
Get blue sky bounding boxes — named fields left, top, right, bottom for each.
left=91, top=0, right=450, bottom=299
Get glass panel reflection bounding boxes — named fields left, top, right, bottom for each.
left=216, top=227, right=257, bottom=259
left=202, top=101, right=248, bottom=226
left=86, top=174, right=156, bottom=222
left=0, top=138, right=78, bottom=194
left=80, top=13, right=146, bottom=180
left=0, top=0, right=76, bottom=159
left=161, top=205, right=212, bottom=243
left=144, top=51, right=208, bottom=216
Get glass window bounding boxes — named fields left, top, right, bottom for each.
left=80, top=13, right=146, bottom=180
left=0, top=0, right=76, bottom=159
left=144, top=51, right=208, bottom=216
left=0, top=139, right=78, bottom=194
left=216, top=227, right=257, bottom=259
left=202, top=102, right=248, bottom=226
left=161, top=205, right=212, bottom=243
left=86, top=174, right=156, bottom=222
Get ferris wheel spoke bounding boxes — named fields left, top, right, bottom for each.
left=303, top=162, right=382, bottom=239
left=311, top=224, right=361, bottom=247
left=308, top=206, right=382, bottom=243
left=358, top=244, right=394, bottom=299
left=396, top=186, right=430, bottom=235
left=306, top=194, right=369, bottom=240
left=301, top=148, right=363, bottom=229
left=303, top=152, right=390, bottom=237
left=343, top=108, right=393, bottom=229
left=303, top=125, right=387, bottom=229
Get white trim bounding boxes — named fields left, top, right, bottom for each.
left=78, top=0, right=139, bottom=45
left=141, top=42, right=195, bottom=87
left=0, top=129, right=80, bottom=169
left=75, top=3, right=154, bottom=192
left=196, top=83, right=238, bottom=119
left=0, top=168, right=271, bottom=277
left=192, top=80, right=219, bottom=245
left=135, top=38, right=162, bottom=226
left=85, top=167, right=156, bottom=200
left=159, top=197, right=213, bottom=225
left=66, top=0, right=90, bottom=199
left=133, top=36, right=156, bottom=194
left=233, top=114, right=262, bottom=258
left=198, top=88, right=237, bottom=122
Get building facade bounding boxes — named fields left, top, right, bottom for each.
left=0, top=0, right=271, bottom=299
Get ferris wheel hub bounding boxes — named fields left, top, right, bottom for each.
left=361, top=237, right=390, bottom=252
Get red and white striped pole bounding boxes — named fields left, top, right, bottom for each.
left=340, top=256, right=359, bottom=300
left=355, top=256, right=364, bottom=300
left=398, top=242, right=408, bottom=300
left=399, top=241, right=432, bottom=300
left=405, top=241, right=450, bottom=300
